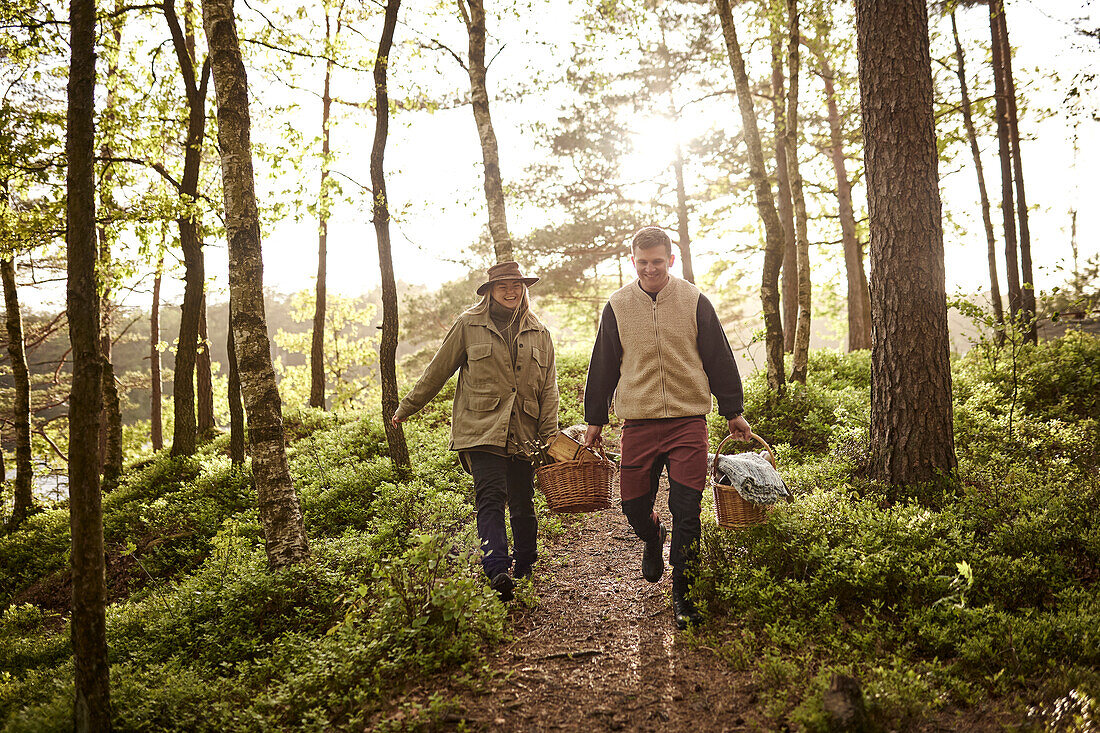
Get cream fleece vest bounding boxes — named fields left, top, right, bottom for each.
left=609, top=277, right=712, bottom=420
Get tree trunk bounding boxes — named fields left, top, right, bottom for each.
left=310, top=7, right=337, bottom=410
left=772, top=26, right=797, bottom=354
left=203, top=0, right=310, bottom=567
left=150, top=249, right=164, bottom=452
left=656, top=28, right=694, bottom=284
left=227, top=307, right=245, bottom=465
left=372, top=0, right=411, bottom=474
left=459, top=0, right=512, bottom=262
left=989, top=0, right=1022, bottom=324
left=66, top=0, right=112, bottom=723
left=854, top=0, right=957, bottom=485
left=196, top=294, right=215, bottom=435
left=993, top=2, right=1036, bottom=343
left=715, top=0, right=786, bottom=392
left=950, top=11, right=1003, bottom=336
left=786, top=0, right=811, bottom=384
left=807, top=35, right=871, bottom=351
left=2, top=257, right=34, bottom=530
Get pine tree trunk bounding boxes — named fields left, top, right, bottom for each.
left=373, top=0, right=411, bottom=474
left=150, top=249, right=163, bottom=452
left=66, top=0, right=112, bottom=723
left=989, top=0, right=1022, bottom=323
left=227, top=307, right=245, bottom=465
left=771, top=27, right=797, bottom=354
left=656, top=29, right=694, bottom=284
left=808, top=37, right=871, bottom=351
left=310, top=9, right=336, bottom=410
left=951, top=11, right=1003, bottom=336
left=203, top=0, right=310, bottom=567
left=854, top=0, right=957, bottom=485
left=786, top=0, right=811, bottom=384
left=993, top=2, right=1036, bottom=343
left=2, top=257, right=34, bottom=530
left=459, top=0, right=512, bottom=262
left=196, top=294, right=215, bottom=435
left=715, top=0, right=786, bottom=392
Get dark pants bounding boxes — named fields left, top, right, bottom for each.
left=621, top=455, right=703, bottom=585
left=466, top=451, right=538, bottom=578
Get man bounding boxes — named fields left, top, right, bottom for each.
left=583, top=226, right=751, bottom=630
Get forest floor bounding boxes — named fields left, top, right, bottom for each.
left=378, top=480, right=762, bottom=732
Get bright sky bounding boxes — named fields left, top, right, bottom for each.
left=199, top=0, right=1098, bottom=306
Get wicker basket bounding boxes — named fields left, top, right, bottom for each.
left=711, top=432, right=778, bottom=530
left=536, top=446, right=616, bottom=513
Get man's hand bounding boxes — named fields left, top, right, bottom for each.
left=583, top=424, right=603, bottom=450
left=728, top=415, right=752, bottom=442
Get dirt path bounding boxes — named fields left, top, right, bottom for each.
left=437, top=495, right=758, bottom=732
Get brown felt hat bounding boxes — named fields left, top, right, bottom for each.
left=476, top=261, right=539, bottom=295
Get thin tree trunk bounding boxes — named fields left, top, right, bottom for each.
left=373, top=0, right=411, bottom=474
left=806, top=34, right=871, bottom=351
left=150, top=248, right=163, bottom=451
left=459, top=0, right=512, bottom=262
left=990, top=0, right=1022, bottom=324
left=715, top=0, right=785, bottom=392
left=227, top=307, right=245, bottom=465
left=66, top=0, right=111, bottom=723
left=656, top=26, right=694, bottom=283
left=772, top=26, right=797, bottom=354
left=786, top=0, right=811, bottom=384
left=203, top=0, right=310, bottom=567
left=993, top=2, right=1036, bottom=343
left=855, top=0, right=957, bottom=485
left=2, top=257, right=33, bottom=530
left=310, top=6, right=338, bottom=410
left=196, top=295, right=215, bottom=435
left=951, top=11, right=1003, bottom=337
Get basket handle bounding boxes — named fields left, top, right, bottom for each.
left=572, top=441, right=606, bottom=462
left=712, top=431, right=776, bottom=477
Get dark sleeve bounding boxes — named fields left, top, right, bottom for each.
left=584, top=302, right=622, bottom=426
left=697, top=294, right=744, bottom=419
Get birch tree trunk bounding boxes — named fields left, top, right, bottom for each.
left=785, top=0, right=811, bottom=383
left=203, top=0, right=310, bottom=567
left=951, top=11, right=1003, bottom=336
left=855, top=0, right=957, bottom=485
left=150, top=249, right=164, bottom=451
left=459, top=0, right=512, bottom=262
left=771, top=25, right=797, bottom=354
left=373, top=0, right=411, bottom=474
left=227, top=307, right=245, bottom=465
left=715, top=0, right=786, bottom=392
left=2, top=257, right=33, bottom=530
left=989, top=0, right=1022, bottom=323
left=66, top=0, right=112, bottom=723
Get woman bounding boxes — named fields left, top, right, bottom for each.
left=391, top=261, right=559, bottom=601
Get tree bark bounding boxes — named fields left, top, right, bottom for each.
left=227, top=307, right=245, bottom=465
left=2, top=257, right=34, bottom=530
left=373, top=0, right=411, bottom=474
left=656, top=27, right=694, bottom=284
left=203, top=0, right=310, bottom=567
left=806, top=34, right=871, bottom=351
left=310, top=6, right=338, bottom=410
left=950, top=11, right=1003, bottom=336
left=66, top=0, right=112, bottom=724
left=989, top=0, right=1022, bottom=324
left=150, top=249, right=164, bottom=451
left=993, top=2, right=1036, bottom=343
left=196, top=294, right=215, bottom=435
left=855, top=0, right=957, bottom=485
left=785, top=0, right=811, bottom=383
left=459, top=0, right=512, bottom=262
left=715, top=0, right=786, bottom=392
left=771, top=26, right=797, bottom=354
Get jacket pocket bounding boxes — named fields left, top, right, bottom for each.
left=467, top=342, right=492, bottom=361
left=522, top=399, right=539, bottom=418
left=467, top=393, right=500, bottom=412
left=530, top=345, right=547, bottom=367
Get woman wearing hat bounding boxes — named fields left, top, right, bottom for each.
left=391, top=261, right=559, bottom=600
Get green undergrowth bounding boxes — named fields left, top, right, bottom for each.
left=694, top=332, right=1100, bottom=731
left=0, top=393, right=559, bottom=731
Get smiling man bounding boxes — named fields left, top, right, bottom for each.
left=583, top=226, right=751, bottom=630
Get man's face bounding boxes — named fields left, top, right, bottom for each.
left=632, top=246, right=675, bottom=292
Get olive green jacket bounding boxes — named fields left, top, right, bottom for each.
left=395, top=306, right=559, bottom=454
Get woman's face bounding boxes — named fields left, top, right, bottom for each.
left=490, top=279, right=525, bottom=309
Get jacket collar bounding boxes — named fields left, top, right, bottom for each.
left=468, top=304, right=545, bottom=335
left=632, top=275, right=678, bottom=303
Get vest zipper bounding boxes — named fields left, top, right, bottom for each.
left=652, top=298, right=668, bottom=416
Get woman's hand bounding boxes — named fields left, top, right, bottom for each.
left=390, top=413, right=404, bottom=429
